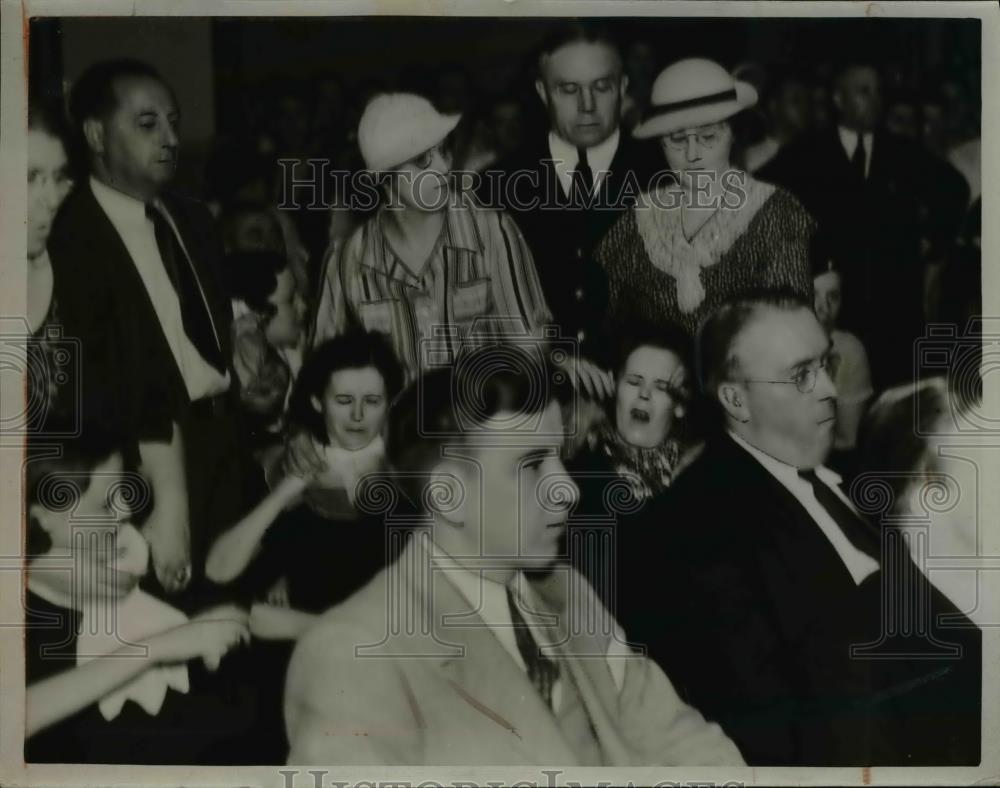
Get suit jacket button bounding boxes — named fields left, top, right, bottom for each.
left=575, top=248, right=583, bottom=259
left=575, top=287, right=584, bottom=301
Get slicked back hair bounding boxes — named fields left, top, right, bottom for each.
left=386, top=343, right=569, bottom=508
left=695, top=289, right=814, bottom=411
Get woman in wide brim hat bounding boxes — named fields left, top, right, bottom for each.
left=596, top=58, right=816, bottom=339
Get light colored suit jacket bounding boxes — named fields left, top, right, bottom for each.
left=285, top=534, right=743, bottom=765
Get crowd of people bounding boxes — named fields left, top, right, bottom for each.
left=23, top=20, right=982, bottom=768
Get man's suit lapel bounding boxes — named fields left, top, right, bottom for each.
left=714, top=437, right=864, bottom=628
left=79, top=184, right=189, bottom=389
left=406, top=545, right=580, bottom=763
left=528, top=568, right=640, bottom=766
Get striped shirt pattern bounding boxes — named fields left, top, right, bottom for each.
left=312, top=201, right=552, bottom=382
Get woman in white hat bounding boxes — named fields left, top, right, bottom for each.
left=596, top=58, right=815, bottom=338
left=310, top=92, right=605, bottom=391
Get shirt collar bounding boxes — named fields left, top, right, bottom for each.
left=547, top=128, right=620, bottom=171
left=427, top=540, right=524, bottom=637
left=89, top=175, right=149, bottom=225
left=727, top=429, right=843, bottom=489
left=372, top=201, right=484, bottom=279
left=837, top=126, right=874, bottom=152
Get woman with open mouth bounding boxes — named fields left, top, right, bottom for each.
left=566, top=324, right=702, bottom=606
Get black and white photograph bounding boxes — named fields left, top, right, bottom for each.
left=1, top=1, right=997, bottom=785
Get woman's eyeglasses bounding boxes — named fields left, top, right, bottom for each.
left=662, top=123, right=727, bottom=152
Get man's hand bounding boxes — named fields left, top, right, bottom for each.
left=142, top=508, right=192, bottom=594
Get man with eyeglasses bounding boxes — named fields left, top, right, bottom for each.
left=615, top=289, right=980, bottom=765
left=484, top=22, right=659, bottom=379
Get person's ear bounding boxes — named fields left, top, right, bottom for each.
left=82, top=117, right=105, bottom=156
left=310, top=395, right=323, bottom=414
left=535, top=78, right=549, bottom=108
left=425, top=459, right=466, bottom=527
left=718, top=382, right=750, bottom=423
left=619, top=73, right=630, bottom=98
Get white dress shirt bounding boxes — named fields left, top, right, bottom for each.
left=430, top=542, right=629, bottom=712
left=837, top=126, right=874, bottom=179
left=728, top=431, right=879, bottom=585
left=90, top=177, right=229, bottom=401
left=548, top=129, right=620, bottom=199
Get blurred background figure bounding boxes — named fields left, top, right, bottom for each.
left=884, top=89, right=920, bottom=139
left=810, top=235, right=873, bottom=477
left=742, top=68, right=812, bottom=172
left=621, top=39, right=658, bottom=132
left=224, top=250, right=308, bottom=456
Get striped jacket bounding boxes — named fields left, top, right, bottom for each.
left=311, top=199, right=552, bottom=381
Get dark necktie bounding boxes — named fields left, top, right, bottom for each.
left=145, top=202, right=225, bottom=373
left=572, top=146, right=594, bottom=206
left=851, top=134, right=867, bottom=181
left=798, top=469, right=880, bottom=561
left=506, top=584, right=560, bottom=710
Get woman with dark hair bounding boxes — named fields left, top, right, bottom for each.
left=25, top=425, right=250, bottom=764
left=567, top=324, right=702, bottom=606
left=206, top=330, right=404, bottom=627
left=27, top=100, right=76, bottom=427
left=597, top=58, right=814, bottom=339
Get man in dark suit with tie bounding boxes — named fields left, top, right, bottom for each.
left=484, top=22, right=660, bottom=374
left=49, top=59, right=246, bottom=608
left=759, top=59, right=969, bottom=388
left=616, top=290, right=980, bottom=765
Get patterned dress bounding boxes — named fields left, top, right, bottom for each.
left=596, top=174, right=815, bottom=337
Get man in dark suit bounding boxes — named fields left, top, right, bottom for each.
left=759, top=60, right=969, bottom=388
left=49, top=59, right=246, bottom=608
left=617, top=290, right=980, bottom=765
left=484, top=22, right=661, bottom=373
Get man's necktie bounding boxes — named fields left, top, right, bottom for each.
left=506, top=584, right=560, bottom=710
left=145, top=202, right=225, bottom=373
left=572, top=146, right=594, bottom=206
left=851, top=134, right=867, bottom=181
left=798, top=469, right=880, bottom=561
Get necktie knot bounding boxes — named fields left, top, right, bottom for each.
left=572, top=146, right=595, bottom=206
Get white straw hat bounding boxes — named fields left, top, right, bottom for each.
left=358, top=92, right=462, bottom=171
left=633, top=58, right=758, bottom=139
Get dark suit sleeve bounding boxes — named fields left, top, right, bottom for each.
left=48, top=192, right=178, bottom=443
left=620, top=494, right=805, bottom=765
left=48, top=235, right=123, bottom=433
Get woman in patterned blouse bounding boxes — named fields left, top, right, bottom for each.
left=596, top=59, right=815, bottom=339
